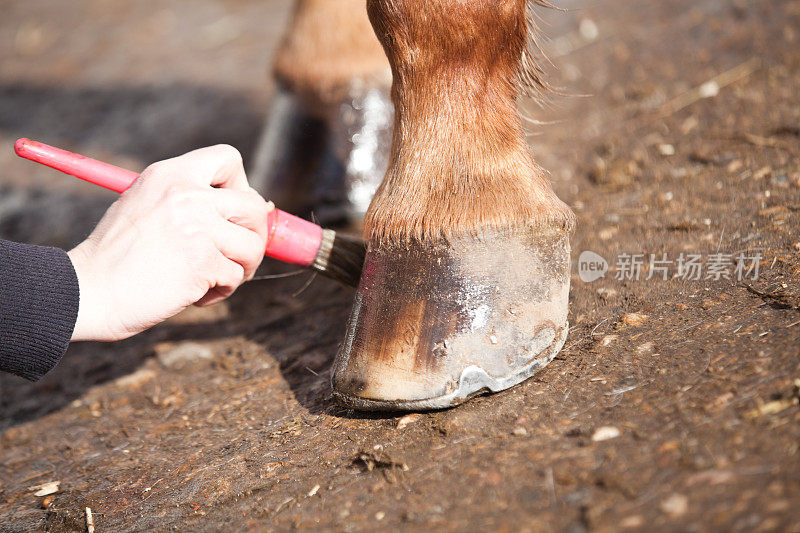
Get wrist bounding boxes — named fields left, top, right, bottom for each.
left=67, top=243, right=115, bottom=341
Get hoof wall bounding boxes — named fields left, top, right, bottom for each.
left=333, top=325, right=568, bottom=411
left=332, top=227, right=571, bottom=411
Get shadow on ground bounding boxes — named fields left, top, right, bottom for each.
left=0, top=83, right=264, bottom=164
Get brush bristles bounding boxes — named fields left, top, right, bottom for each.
left=312, top=229, right=367, bottom=287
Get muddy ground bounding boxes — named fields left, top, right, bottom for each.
left=1, top=0, right=799, bottom=531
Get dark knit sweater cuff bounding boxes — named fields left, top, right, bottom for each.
left=0, top=240, right=79, bottom=381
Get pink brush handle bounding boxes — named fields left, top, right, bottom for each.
left=14, top=138, right=323, bottom=267
left=14, top=138, right=137, bottom=193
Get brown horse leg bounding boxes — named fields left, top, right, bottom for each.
left=331, top=0, right=575, bottom=410
left=250, top=0, right=392, bottom=223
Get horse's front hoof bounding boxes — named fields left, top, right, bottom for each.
left=331, top=227, right=571, bottom=411
left=249, top=83, right=392, bottom=225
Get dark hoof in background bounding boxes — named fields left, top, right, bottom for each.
left=331, top=226, right=571, bottom=411
left=249, top=82, right=392, bottom=226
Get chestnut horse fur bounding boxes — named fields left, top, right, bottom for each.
left=271, top=0, right=576, bottom=410
left=363, top=0, right=575, bottom=245
left=273, top=0, right=391, bottom=107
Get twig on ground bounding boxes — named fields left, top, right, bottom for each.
left=270, top=496, right=295, bottom=518
left=29, top=481, right=60, bottom=497
left=546, top=467, right=557, bottom=509
left=18, top=470, right=54, bottom=484
left=661, top=58, right=760, bottom=116
left=708, top=131, right=792, bottom=150
left=741, top=283, right=797, bottom=310
left=603, top=382, right=649, bottom=396
left=85, top=507, right=95, bottom=533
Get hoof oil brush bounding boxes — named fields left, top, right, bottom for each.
left=14, top=138, right=366, bottom=287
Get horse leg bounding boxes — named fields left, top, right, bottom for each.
left=250, top=0, right=392, bottom=223
left=332, top=0, right=575, bottom=410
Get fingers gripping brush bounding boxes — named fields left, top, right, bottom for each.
left=14, top=138, right=366, bottom=287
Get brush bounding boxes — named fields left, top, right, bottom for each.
left=14, top=138, right=366, bottom=287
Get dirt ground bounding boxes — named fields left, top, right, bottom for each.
left=1, top=0, right=799, bottom=531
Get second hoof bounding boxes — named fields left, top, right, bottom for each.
left=249, top=83, right=393, bottom=225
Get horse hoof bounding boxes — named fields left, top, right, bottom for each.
left=331, top=227, right=570, bottom=411
left=249, top=83, right=393, bottom=225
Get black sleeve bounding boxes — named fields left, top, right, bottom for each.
left=0, top=239, right=80, bottom=381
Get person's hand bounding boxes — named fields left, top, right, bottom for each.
left=67, top=145, right=273, bottom=342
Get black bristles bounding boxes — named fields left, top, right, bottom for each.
left=312, top=232, right=367, bottom=288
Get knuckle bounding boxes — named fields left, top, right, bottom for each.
left=225, top=263, right=245, bottom=286
left=250, top=233, right=267, bottom=258
left=245, top=258, right=262, bottom=278
left=137, top=162, right=172, bottom=191
left=142, top=160, right=168, bottom=176
left=163, top=184, right=187, bottom=200
left=259, top=201, right=272, bottom=227
left=242, top=257, right=260, bottom=276
left=215, top=144, right=242, bottom=165
left=144, top=160, right=182, bottom=185
left=165, top=187, right=205, bottom=213
left=251, top=191, right=269, bottom=209
left=179, top=222, right=206, bottom=242
left=245, top=195, right=271, bottom=233
left=180, top=226, right=214, bottom=258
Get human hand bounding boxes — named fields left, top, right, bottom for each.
left=67, top=145, right=273, bottom=341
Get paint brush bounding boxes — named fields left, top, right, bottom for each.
left=14, top=138, right=366, bottom=287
